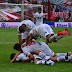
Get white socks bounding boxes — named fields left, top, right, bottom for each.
left=57, top=56, right=65, bottom=62
left=49, top=34, right=58, bottom=42
left=56, top=53, right=67, bottom=57
left=49, top=34, right=64, bottom=42
left=57, top=56, right=70, bottom=62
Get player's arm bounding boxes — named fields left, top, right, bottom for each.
left=10, top=51, right=21, bottom=63
left=21, top=33, right=32, bottom=47
left=26, top=33, right=32, bottom=46
left=33, top=17, right=36, bottom=23
left=33, top=13, right=36, bottom=23
left=18, top=35, right=22, bottom=45
left=17, top=26, right=22, bottom=45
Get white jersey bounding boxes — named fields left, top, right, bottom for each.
left=17, top=20, right=35, bottom=35
left=34, top=12, right=44, bottom=26
left=21, top=42, right=54, bottom=57
left=30, top=24, right=54, bottom=39
left=16, top=53, right=42, bottom=61
left=16, top=53, right=29, bottom=61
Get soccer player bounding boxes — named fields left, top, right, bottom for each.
left=33, top=7, right=44, bottom=26
left=10, top=53, right=54, bottom=66
left=10, top=51, right=72, bottom=65
left=25, top=24, right=70, bottom=45
left=17, top=20, right=35, bottom=45
left=10, top=41, right=72, bottom=63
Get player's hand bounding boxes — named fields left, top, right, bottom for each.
left=21, top=44, right=26, bottom=48
left=10, top=60, right=14, bottom=63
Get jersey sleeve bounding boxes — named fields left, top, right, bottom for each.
left=17, top=27, right=21, bottom=35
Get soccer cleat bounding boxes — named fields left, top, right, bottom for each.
left=64, top=29, right=71, bottom=36
left=57, top=31, right=66, bottom=36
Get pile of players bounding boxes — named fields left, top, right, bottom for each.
left=10, top=8, right=72, bottom=66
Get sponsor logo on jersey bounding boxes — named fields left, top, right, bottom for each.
left=28, top=42, right=36, bottom=46
left=44, top=31, right=47, bottom=34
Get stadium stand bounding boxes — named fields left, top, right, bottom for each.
left=0, top=0, right=72, bottom=21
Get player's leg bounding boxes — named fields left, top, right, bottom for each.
left=43, top=26, right=54, bottom=44
left=53, top=35, right=64, bottom=42
left=40, top=42, right=55, bottom=57
left=56, top=52, right=71, bottom=57
left=50, top=29, right=71, bottom=42
left=49, top=31, right=66, bottom=43
left=34, top=59, right=54, bottom=66
left=35, top=50, right=46, bottom=58
left=45, top=27, right=65, bottom=44
left=33, top=54, right=54, bottom=66
left=35, top=50, right=51, bottom=60
left=51, top=56, right=69, bottom=62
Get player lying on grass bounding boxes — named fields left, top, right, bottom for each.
left=10, top=53, right=54, bottom=66
left=10, top=50, right=72, bottom=65
left=10, top=41, right=72, bottom=63
left=17, top=20, right=35, bottom=45
left=23, top=24, right=71, bottom=46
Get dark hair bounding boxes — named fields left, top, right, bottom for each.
left=38, top=7, right=41, bottom=11
left=10, top=53, right=16, bottom=60
left=14, top=43, right=21, bottom=51
left=19, top=25, right=25, bottom=33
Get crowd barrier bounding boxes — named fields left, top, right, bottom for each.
left=0, top=22, right=72, bottom=28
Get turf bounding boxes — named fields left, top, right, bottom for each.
left=0, top=27, right=72, bottom=72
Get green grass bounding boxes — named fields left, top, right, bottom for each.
left=0, top=27, right=72, bottom=72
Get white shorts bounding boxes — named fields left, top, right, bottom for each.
left=22, top=31, right=29, bottom=39
left=39, top=24, right=54, bottom=39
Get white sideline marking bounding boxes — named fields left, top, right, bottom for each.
left=0, top=37, right=72, bottom=44
left=0, top=42, right=17, bottom=44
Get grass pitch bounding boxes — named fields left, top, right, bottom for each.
left=0, top=27, right=72, bottom=72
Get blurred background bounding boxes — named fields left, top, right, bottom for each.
left=0, top=0, right=72, bottom=22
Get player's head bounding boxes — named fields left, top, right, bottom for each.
left=19, top=24, right=26, bottom=33
left=10, top=53, right=16, bottom=60
left=14, top=43, right=21, bottom=51
left=38, top=7, right=42, bottom=13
